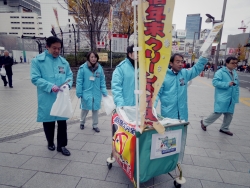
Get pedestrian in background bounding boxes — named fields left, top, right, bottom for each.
left=0, top=50, right=13, bottom=88
left=20, top=56, right=23, bottom=63
left=30, top=36, right=73, bottom=156
left=112, top=45, right=137, bottom=107
left=76, top=51, right=107, bottom=132
left=201, top=57, right=239, bottom=136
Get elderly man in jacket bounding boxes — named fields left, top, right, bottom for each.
left=112, top=45, right=136, bottom=107
left=30, top=36, right=73, bottom=156
left=0, top=50, right=14, bottom=88
left=155, top=53, right=208, bottom=121
left=201, top=56, right=239, bottom=136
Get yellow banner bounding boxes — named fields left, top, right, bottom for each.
left=108, top=5, right=113, bottom=41
left=138, top=0, right=175, bottom=134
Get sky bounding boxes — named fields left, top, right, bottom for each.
left=172, top=0, right=250, bottom=43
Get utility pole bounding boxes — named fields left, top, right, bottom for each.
left=214, top=0, right=227, bottom=72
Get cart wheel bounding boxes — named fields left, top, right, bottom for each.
left=107, top=162, right=112, bottom=169
left=174, top=180, right=182, bottom=188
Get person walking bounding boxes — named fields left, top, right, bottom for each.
left=76, top=51, right=107, bottom=132
left=30, top=36, right=73, bottom=156
left=155, top=53, right=208, bottom=121
left=201, top=57, right=239, bottom=136
left=112, top=45, right=137, bottom=107
left=20, top=56, right=23, bottom=63
left=0, top=50, right=13, bottom=88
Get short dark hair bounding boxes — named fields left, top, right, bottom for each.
left=127, top=44, right=134, bottom=57
left=226, top=56, right=238, bottom=64
left=170, top=53, right=184, bottom=63
left=86, top=51, right=99, bottom=62
left=46, top=36, right=62, bottom=47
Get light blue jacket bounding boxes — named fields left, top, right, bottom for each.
left=213, top=66, right=239, bottom=113
left=112, top=58, right=135, bottom=107
left=156, top=56, right=207, bottom=121
left=30, top=50, right=73, bottom=122
left=76, top=62, right=107, bottom=110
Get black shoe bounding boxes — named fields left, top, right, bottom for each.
left=4, top=82, right=8, bottom=86
left=9, top=86, right=13, bottom=88
left=48, top=144, right=55, bottom=151
left=57, top=147, right=71, bottom=156
left=219, top=129, right=233, bottom=136
left=80, top=124, right=84, bottom=130
left=201, top=120, right=206, bottom=131
left=93, top=127, right=100, bottom=132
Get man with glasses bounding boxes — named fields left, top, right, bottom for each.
left=155, top=53, right=208, bottom=121
left=201, top=57, right=239, bottom=136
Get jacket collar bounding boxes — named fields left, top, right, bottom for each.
left=125, top=58, right=134, bottom=68
left=36, top=50, right=66, bottom=64
left=87, top=61, right=99, bottom=72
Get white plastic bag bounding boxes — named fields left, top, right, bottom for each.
left=102, top=95, right=116, bottom=115
left=0, top=67, right=6, bottom=76
left=50, top=85, right=73, bottom=118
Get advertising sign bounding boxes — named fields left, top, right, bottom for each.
left=111, top=34, right=128, bottom=53
left=176, top=30, right=186, bottom=38
left=97, top=53, right=108, bottom=62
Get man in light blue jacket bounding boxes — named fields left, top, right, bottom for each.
left=201, top=57, right=239, bottom=136
left=155, top=53, right=208, bottom=121
left=112, top=45, right=136, bottom=107
left=76, top=52, right=107, bottom=132
left=30, top=36, right=73, bottom=156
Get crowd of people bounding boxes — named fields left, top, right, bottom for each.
left=4, top=36, right=235, bottom=157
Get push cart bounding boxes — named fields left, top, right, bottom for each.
left=107, top=108, right=188, bottom=188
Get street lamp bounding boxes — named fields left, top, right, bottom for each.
left=205, top=0, right=227, bottom=72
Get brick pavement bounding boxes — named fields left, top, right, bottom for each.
left=0, top=64, right=250, bottom=187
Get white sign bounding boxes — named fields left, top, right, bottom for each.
left=150, top=129, right=182, bottom=160
left=200, top=22, right=224, bottom=54
left=111, top=34, right=128, bottom=53
left=97, top=41, right=105, bottom=49
left=176, top=30, right=186, bottom=38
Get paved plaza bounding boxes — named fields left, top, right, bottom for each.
left=0, top=63, right=250, bottom=187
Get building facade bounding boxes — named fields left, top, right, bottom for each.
left=0, top=0, right=41, bottom=37
left=185, top=14, right=202, bottom=40
left=0, top=12, right=42, bottom=37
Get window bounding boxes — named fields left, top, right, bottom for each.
left=68, top=19, right=70, bottom=22
left=69, top=35, right=71, bottom=38
left=39, top=22, right=42, bottom=24
left=23, top=27, right=35, bottom=29
left=22, top=22, right=34, bottom=24
left=0, top=32, right=7, bottom=35
left=69, top=24, right=71, bottom=27
left=23, top=33, right=35, bottom=35
left=11, top=27, right=20, bottom=29
left=39, top=28, right=43, bottom=30
left=10, top=16, right=19, bottom=18
left=40, top=33, right=43, bottom=35
left=21, top=16, right=34, bottom=19
left=11, top=22, right=20, bottom=24
left=9, top=32, right=18, bottom=35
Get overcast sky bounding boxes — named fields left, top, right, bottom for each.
left=37, top=0, right=250, bottom=42
left=173, top=0, right=250, bottom=43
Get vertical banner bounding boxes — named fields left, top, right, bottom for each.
left=53, top=7, right=60, bottom=29
left=108, top=5, right=113, bottom=41
left=138, top=0, right=175, bottom=134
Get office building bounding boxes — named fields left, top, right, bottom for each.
left=0, top=0, right=41, bottom=37
left=185, top=14, right=202, bottom=40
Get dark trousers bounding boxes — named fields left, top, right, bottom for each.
left=43, top=120, right=68, bottom=148
left=1, top=74, right=12, bottom=86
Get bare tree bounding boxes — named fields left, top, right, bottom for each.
left=113, top=0, right=134, bottom=45
left=57, top=0, right=116, bottom=50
